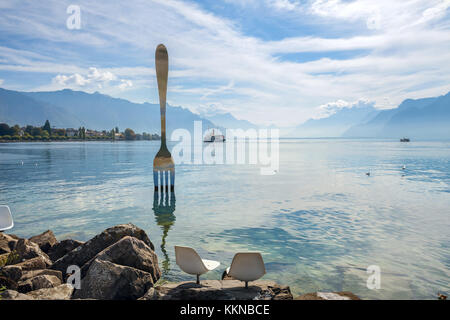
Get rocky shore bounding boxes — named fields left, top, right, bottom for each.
left=0, top=224, right=360, bottom=300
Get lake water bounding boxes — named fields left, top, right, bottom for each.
left=0, top=139, right=449, bottom=299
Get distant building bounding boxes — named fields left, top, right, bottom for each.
left=66, top=128, right=77, bottom=137
left=85, top=129, right=104, bottom=137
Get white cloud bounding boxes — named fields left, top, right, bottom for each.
left=317, top=99, right=375, bottom=118
left=52, top=67, right=122, bottom=90
left=0, top=0, right=449, bottom=126
left=53, top=73, right=86, bottom=86
left=417, top=0, right=450, bottom=24
left=268, top=0, right=300, bottom=11
left=118, top=79, right=133, bottom=90
left=87, top=67, right=116, bottom=82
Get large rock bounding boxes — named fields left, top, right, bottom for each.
left=72, top=258, right=154, bottom=300
left=21, top=269, right=63, bottom=282
left=48, top=239, right=83, bottom=262
left=138, top=287, right=158, bottom=300
left=15, top=238, right=52, bottom=267
left=0, top=252, right=9, bottom=266
left=295, top=291, right=360, bottom=300
left=51, top=224, right=154, bottom=275
left=18, top=275, right=62, bottom=293
left=0, top=233, right=18, bottom=254
left=150, top=280, right=293, bottom=300
left=26, top=284, right=74, bottom=300
left=14, top=256, right=48, bottom=271
left=0, top=275, right=18, bottom=290
left=29, top=230, right=58, bottom=253
left=1, top=265, right=22, bottom=282
left=0, top=289, right=34, bottom=300
left=80, top=236, right=160, bottom=281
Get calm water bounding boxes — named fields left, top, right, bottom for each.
left=0, top=139, right=449, bottom=299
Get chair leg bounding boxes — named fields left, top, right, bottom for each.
left=245, top=281, right=248, bottom=289
left=196, top=274, right=200, bottom=285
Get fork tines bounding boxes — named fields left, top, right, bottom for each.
left=153, top=168, right=175, bottom=192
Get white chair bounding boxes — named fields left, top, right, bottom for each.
left=0, top=205, right=14, bottom=231
left=224, top=253, right=266, bottom=288
left=175, top=246, right=220, bottom=284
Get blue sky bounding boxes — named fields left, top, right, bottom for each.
left=1, top=0, right=450, bottom=126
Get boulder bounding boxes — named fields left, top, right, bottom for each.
left=29, top=230, right=58, bottom=253
left=18, top=275, right=61, bottom=293
left=26, top=283, right=74, bottom=300
left=0, top=233, right=19, bottom=254
left=258, top=284, right=293, bottom=300
left=0, top=252, right=10, bottom=266
left=72, top=258, right=154, bottom=300
left=14, top=238, right=52, bottom=267
left=0, top=275, right=18, bottom=290
left=51, top=224, right=154, bottom=274
left=0, top=289, right=34, bottom=300
left=14, top=256, right=47, bottom=271
left=138, top=287, right=158, bottom=300
left=295, top=291, right=361, bottom=300
left=1, top=265, right=22, bottom=282
left=48, top=239, right=83, bottom=262
left=21, top=269, right=63, bottom=282
left=153, top=280, right=293, bottom=300
left=80, top=236, right=160, bottom=282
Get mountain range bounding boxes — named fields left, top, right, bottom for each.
left=290, top=92, right=450, bottom=139
left=203, top=112, right=258, bottom=130
left=343, top=94, right=450, bottom=138
left=1, top=87, right=449, bottom=139
left=0, top=88, right=217, bottom=136
left=289, top=105, right=379, bottom=137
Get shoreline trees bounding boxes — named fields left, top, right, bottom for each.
left=0, top=120, right=160, bottom=142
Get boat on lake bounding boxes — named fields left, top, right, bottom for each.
left=400, top=137, right=410, bottom=142
left=203, top=129, right=225, bottom=142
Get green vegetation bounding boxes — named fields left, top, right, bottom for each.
left=5, top=251, right=20, bottom=266
left=0, top=251, right=19, bottom=267
left=0, top=120, right=160, bottom=142
left=124, top=128, right=136, bottom=140
left=43, top=119, right=51, bottom=135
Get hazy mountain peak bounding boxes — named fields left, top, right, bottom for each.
left=0, top=88, right=216, bottom=134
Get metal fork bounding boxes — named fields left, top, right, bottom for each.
left=153, top=44, right=175, bottom=192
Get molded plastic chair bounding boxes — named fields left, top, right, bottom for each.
left=175, top=246, right=220, bottom=284
left=224, top=253, right=266, bottom=288
left=0, top=205, right=14, bottom=231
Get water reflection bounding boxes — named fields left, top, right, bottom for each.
left=152, top=191, right=176, bottom=276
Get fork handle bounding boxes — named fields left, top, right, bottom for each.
left=155, top=44, right=168, bottom=146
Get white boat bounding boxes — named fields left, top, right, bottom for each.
left=203, top=129, right=225, bottom=142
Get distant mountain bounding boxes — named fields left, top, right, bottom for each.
left=204, top=112, right=257, bottom=130
left=289, top=105, right=379, bottom=137
left=343, top=93, right=450, bottom=138
left=0, top=88, right=216, bottom=136
left=0, top=88, right=81, bottom=128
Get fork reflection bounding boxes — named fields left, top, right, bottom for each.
left=152, top=191, right=176, bottom=277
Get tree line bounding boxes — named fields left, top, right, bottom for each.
left=0, top=120, right=160, bottom=142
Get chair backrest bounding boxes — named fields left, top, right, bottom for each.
left=174, top=246, right=207, bottom=275
left=0, top=205, right=14, bottom=231
left=228, top=252, right=266, bottom=282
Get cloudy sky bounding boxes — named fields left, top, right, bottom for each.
left=1, top=0, right=449, bottom=126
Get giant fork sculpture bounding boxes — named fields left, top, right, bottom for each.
left=153, top=44, right=175, bottom=192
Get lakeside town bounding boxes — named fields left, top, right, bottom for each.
left=0, top=120, right=160, bottom=142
